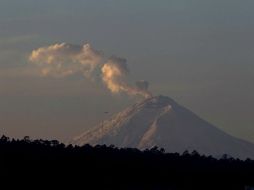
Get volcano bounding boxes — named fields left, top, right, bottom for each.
left=72, top=95, right=254, bottom=159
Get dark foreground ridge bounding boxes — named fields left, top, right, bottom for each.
left=1, top=135, right=254, bottom=190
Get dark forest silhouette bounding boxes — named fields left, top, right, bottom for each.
left=1, top=135, right=254, bottom=190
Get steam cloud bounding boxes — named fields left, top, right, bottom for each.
left=29, top=42, right=151, bottom=98
left=29, top=43, right=101, bottom=77
left=102, top=57, right=151, bottom=98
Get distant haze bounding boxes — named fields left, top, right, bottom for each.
left=0, top=0, right=253, bottom=143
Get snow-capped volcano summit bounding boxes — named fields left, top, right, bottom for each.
left=72, top=95, right=254, bottom=159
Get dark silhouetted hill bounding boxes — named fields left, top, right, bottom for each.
left=1, top=135, right=254, bottom=190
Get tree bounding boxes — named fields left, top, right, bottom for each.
left=159, top=148, right=165, bottom=153
left=0, top=135, right=10, bottom=143
left=182, top=150, right=189, bottom=156
left=50, top=140, right=59, bottom=147
left=191, top=150, right=200, bottom=157
left=23, top=136, right=31, bottom=143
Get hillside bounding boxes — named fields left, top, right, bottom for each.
left=1, top=136, right=254, bottom=189
left=72, top=96, right=254, bottom=159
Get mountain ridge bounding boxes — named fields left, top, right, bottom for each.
left=72, top=95, right=254, bottom=159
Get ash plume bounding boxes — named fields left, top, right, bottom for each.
left=102, top=57, right=151, bottom=98
left=29, top=42, right=152, bottom=98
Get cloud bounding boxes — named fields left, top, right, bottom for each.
left=29, top=43, right=152, bottom=98
left=101, top=56, right=128, bottom=93
left=29, top=43, right=102, bottom=77
left=102, top=57, right=151, bottom=98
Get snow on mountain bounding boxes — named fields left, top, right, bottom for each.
left=71, top=95, right=254, bottom=159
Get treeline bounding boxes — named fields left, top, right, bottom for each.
left=1, top=135, right=254, bottom=190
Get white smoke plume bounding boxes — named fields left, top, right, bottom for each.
left=29, top=43, right=152, bottom=98
left=102, top=57, right=151, bottom=98
left=29, top=43, right=102, bottom=77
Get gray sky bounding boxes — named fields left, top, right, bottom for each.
left=0, top=0, right=253, bottom=143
